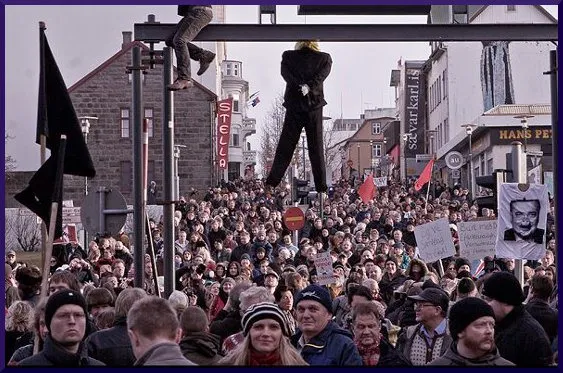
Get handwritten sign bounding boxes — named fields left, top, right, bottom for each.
left=374, top=176, right=388, bottom=187
left=414, top=218, right=456, bottom=263
left=314, top=251, right=335, bottom=286
left=457, top=220, right=498, bottom=261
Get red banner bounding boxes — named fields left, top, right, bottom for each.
left=216, top=98, right=233, bottom=170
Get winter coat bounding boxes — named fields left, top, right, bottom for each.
left=379, top=271, right=407, bottom=305
left=290, top=321, right=362, bottom=366
left=375, top=338, right=412, bottom=367
left=86, top=317, right=135, bottom=366
left=18, top=336, right=104, bottom=366
left=134, top=343, right=195, bottom=366
left=428, top=343, right=514, bottom=366
left=525, top=298, right=558, bottom=344
left=494, top=305, right=553, bottom=366
left=209, top=309, right=242, bottom=345
left=179, top=332, right=222, bottom=365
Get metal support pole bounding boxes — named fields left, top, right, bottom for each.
left=163, top=47, right=176, bottom=298
left=302, top=135, right=306, bottom=180
left=98, top=187, right=106, bottom=235
left=468, top=134, right=473, bottom=199
left=511, top=142, right=526, bottom=288
left=548, top=49, right=558, bottom=247
left=131, top=46, right=146, bottom=289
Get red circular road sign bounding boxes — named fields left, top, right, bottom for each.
left=283, top=207, right=305, bottom=231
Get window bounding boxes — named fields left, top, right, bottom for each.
left=120, top=161, right=132, bottom=192
left=372, top=122, right=381, bottom=135
left=437, top=77, right=441, bottom=105
left=227, top=162, right=240, bottom=181
left=374, top=144, right=382, bottom=157
left=444, top=118, right=449, bottom=143
left=226, top=63, right=232, bottom=76
left=144, top=108, right=154, bottom=137
left=507, top=5, right=516, bottom=11
left=231, top=128, right=240, bottom=147
left=487, top=157, right=493, bottom=174
left=234, top=63, right=239, bottom=76
left=120, top=108, right=130, bottom=138
left=442, top=70, right=447, bottom=99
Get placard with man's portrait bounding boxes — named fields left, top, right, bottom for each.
left=496, top=183, right=549, bottom=260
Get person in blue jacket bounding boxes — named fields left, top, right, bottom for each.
left=291, top=284, right=362, bottom=365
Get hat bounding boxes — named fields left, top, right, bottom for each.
left=408, top=288, right=450, bottom=313
left=294, top=284, right=333, bottom=314
left=377, top=235, right=388, bottom=242
left=449, top=224, right=458, bottom=232
left=241, top=254, right=251, bottom=261
left=45, top=290, right=88, bottom=332
left=454, top=257, right=471, bottom=271
left=482, top=272, right=525, bottom=306
left=6, top=249, right=16, bottom=256
left=449, top=297, right=495, bottom=340
left=241, top=302, right=291, bottom=336
left=265, top=268, right=280, bottom=280
left=385, top=256, right=398, bottom=267
left=393, top=242, right=404, bottom=250
left=221, top=277, right=236, bottom=287
left=333, top=262, right=346, bottom=272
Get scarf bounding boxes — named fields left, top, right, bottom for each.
left=355, top=335, right=381, bottom=366
left=247, top=348, right=282, bottom=366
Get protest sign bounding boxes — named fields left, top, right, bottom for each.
left=374, top=176, right=388, bottom=187
left=496, top=183, right=548, bottom=260
left=314, top=251, right=335, bottom=286
left=414, top=218, right=456, bottom=263
left=457, top=220, right=497, bottom=261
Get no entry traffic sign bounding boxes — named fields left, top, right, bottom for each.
left=283, top=207, right=305, bottom=231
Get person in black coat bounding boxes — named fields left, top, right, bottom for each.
left=86, top=288, right=147, bottom=366
left=265, top=40, right=332, bottom=193
left=482, top=272, right=553, bottom=366
left=524, top=274, right=558, bottom=345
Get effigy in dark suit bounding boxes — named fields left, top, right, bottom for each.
left=265, top=41, right=332, bottom=193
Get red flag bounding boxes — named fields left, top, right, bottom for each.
left=358, top=174, right=377, bottom=203
left=414, top=158, right=435, bottom=191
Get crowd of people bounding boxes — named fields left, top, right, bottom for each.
left=4, top=176, right=558, bottom=366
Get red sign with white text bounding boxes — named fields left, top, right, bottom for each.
left=217, top=98, right=233, bottom=169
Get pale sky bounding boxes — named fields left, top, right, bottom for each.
left=4, top=5, right=558, bottom=171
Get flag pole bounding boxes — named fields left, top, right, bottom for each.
left=38, top=21, right=48, bottom=285
left=424, top=156, right=435, bottom=215
left=40, top=135, right=67, bottom=299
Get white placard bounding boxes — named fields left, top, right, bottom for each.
left=527, top=164, right=542, bottom=184
left=314, top=251, right=335, bottom=286
left=496, top=183, right=548, bottom=260
left=457, top=220, right=498, bottom=261
left=374, top=176, right=388, bottom=187
left=414, top=218, right=456, bottom=263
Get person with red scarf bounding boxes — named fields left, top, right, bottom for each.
left=351, top=301, right=411, bottom=366
left=217, top=302, right=307, bottom=366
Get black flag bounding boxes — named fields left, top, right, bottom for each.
left=15, top=26, right=96, bottom=239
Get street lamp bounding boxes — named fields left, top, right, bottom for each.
left=461, top=124, right=476, bottom=198
left=78, top=115, right=97, bottom=250
left=515, top=115, right=534, bottom=153
left=173, top=144, right=187, bottom=200
left=369, top=140, right=374, bottom=175
left=357, top=143, right=361, bottom=177
left=401, top=134, right=410, bottom=187
left=301, top=134, right=306, bottom=180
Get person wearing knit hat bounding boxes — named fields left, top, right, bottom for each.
left=379, top=256, right=407, bottom=305
left=217, top=302, right=307, bottom=365
left=19, top=290, right=104, bottom=366
left=291, top=284, right=363, bottom=365
left=428, top=297, right=514, bottom=366
left=454, top=257, right=471, bottom=274
left=482, top=272, right=552, bottom=366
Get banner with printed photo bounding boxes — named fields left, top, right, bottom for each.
left=527, top=164, right=542, bottom=184
left=496, top=183, right=549, bottom=260
left=414, top=218, right=456, bottom=263
left=544, top=172, right=554, bottom=196
left=457, top=220, right=497, bottom=261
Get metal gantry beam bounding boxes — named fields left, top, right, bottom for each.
left=134, top=23, right=558, bottom=43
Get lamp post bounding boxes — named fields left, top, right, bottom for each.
left=173, top=144, right=187, bottom=200
left=461, top=124, right=476, bottom=199
left=383, top=137, right=388, bottom=176
left=79, top=116, right=97, bottom=250
left=402, top=134, right=409, bottom=187
left=515, top=115, right=534, bottom=154
left=357, top=143, right=361, bottom=178
left=301, top=134, right=306, bottom=180
left=369, top=140, right=374, bottom=175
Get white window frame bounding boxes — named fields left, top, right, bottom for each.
left=120, top=108, right=130, bottom=138
left=372, top=122, right=381, bottom=135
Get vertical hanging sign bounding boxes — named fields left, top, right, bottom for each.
left=217, top=98, right=233, bottom=170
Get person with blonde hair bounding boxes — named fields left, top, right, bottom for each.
left=5, top=301, right=35, bottom=361
left=218, top=302, right=307, bottom=365
left=264, top=39, right=332, bottom=194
